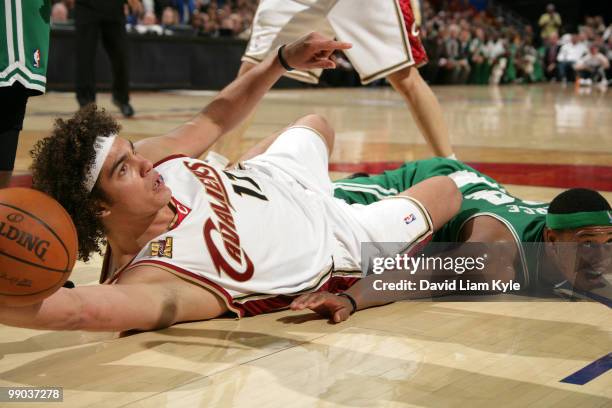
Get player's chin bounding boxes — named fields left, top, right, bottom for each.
left=153, top=183, right=172, bottom=201
left=149, top=187, right=172, bottom=210
left=575, top=272, right=607, bottom=291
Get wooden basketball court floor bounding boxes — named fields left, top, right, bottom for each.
left=1, top=84, right=611, bottom=407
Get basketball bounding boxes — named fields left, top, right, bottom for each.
left=0, top=188, right=78, bottom=307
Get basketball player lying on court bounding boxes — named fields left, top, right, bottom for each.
left=289, top=159, right=611, bottom=322
left=0, top=33, right=462, bottom=332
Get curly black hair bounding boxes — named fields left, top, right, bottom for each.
left=30, top=105, right=120, bottom=262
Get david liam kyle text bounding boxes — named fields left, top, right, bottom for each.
left=373, top=279, right=521, bottom=293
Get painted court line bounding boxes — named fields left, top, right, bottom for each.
left=560, top=353, right=612, bottom=385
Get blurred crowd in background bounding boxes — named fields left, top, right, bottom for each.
left=418, top=1, right=611, bottom=88
left=50, top=0, right=611, bottom=88
left=51, top=0, right=258, bottom=38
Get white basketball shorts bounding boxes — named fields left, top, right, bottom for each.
left=243, top=0, right=427, bottom=84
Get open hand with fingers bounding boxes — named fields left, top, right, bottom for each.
left=290, top=292, right=354, bottom=323
left=280, top=32, right=352, bottom=71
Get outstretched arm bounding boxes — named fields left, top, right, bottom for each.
left=135, top=32, right=351, bottom=163
left=0, top=267, right=228, bottom=332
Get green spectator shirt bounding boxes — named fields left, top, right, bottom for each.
left=1, top=0, right=50, bottom=94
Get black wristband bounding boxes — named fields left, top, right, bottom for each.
left=338, top=293, right=357, bottom=315
left=277, top=44, right=294, bottom=71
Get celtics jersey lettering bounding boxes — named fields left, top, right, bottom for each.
left=1, top=0, right=50, bottom=94
left=333, top=158, right=548, bottom=288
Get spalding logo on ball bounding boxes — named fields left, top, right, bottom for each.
left=0, top=188, right=78, bottom=306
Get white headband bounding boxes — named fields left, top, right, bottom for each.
left=84, top=134, right=117, bottom=192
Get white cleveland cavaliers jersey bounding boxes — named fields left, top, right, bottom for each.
left=107, top=155, right=360, bottom=317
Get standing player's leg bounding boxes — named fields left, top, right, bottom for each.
left=387, top=66, right=454, bottom=158
left=240, top=0, right=455, bottom=160
left=328, top=0, right=455, bottom=159
left=387, top=0, right=453, bottom=158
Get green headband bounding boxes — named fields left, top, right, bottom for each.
left=546, top=210, right=612, bottom=230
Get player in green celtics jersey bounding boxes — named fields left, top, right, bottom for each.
left=333, top=157, right=548, bottom=247
left=1, top=0, right=51, bottom=188
left=290, top=158, right=611, bottom=323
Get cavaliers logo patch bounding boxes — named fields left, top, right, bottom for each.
left=151, top=237, right=173, bottom=258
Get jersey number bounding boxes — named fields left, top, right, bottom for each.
left=465, top=190, right=514, bottom=205
left=224, top=171, right=268, bottom=201
left=507, top=205, right=547, bottom=215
